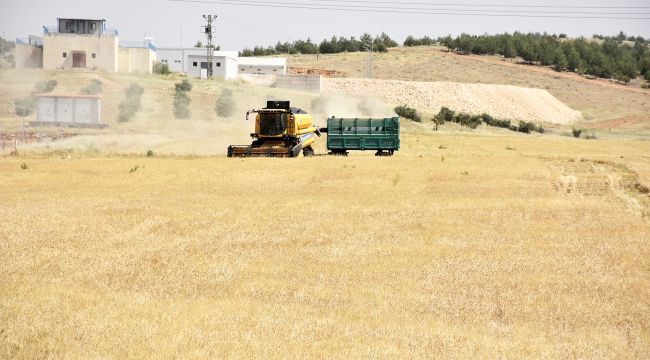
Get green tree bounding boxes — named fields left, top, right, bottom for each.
left=215, top=88, right=235, bottom=117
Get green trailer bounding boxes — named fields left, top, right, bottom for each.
left=323, top=117, right=400, bottom=156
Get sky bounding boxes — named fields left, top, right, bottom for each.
left=1, top=0, right=649, bottom=50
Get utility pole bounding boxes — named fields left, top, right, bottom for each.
left=202, top=14, right=217, bottom=78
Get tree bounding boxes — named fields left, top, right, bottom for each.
left=194, top=41, right=203, bottom=48
left=153, top=61, right=170, bottom=75
left=215, top=88, right=235, bottom=117
left=552, top=48, right=568, bottom=71
left=173, top=80, right=192, bottom=119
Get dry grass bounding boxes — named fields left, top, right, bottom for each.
left=288, top=46, right=650, bottom=133
left=2, top=124, right=650, bottom=358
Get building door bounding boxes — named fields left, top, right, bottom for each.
left=72, top=52, right=86, bottom=68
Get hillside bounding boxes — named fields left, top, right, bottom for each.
left=288, top=46, right=650, bottom=132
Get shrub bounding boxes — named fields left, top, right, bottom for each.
left=14, top=96, right=35, bottom=116
left=174, top=91, right=191, bottom=119
left=175, top=79, right=192, bottom=92
left=572, top=128, right=583, bottom=138
left=215, top=88, right=235, bottom=117
left=517, top=121, right=538, bottom=134
left=33, top=79, right=57, bottom=94
left=173, top=80, right=192, bottom=119
left=15, top=79, right=58, bottom=115
left=153, top=61, right=170, bottom=75
left=80, top=79, right=103, bottom=95
left=118, top=84, right=144, bottom=122
left=394, top=105, right=421, bottom=122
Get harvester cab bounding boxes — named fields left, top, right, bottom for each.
left=227, top=101, right=321, bottom=158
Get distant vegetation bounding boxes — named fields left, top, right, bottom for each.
left=215, top=88, right=235, bottom=117
left=403, top=36, right=435, bottom=47
left=118, top=84, right=144, bottom=123
left=433, top=107, right=544, bottom=134
left=80, top=79, right=103, bottom=95
left=0, top=36, right=15, bottom=67
left=153, top=61, right=171, bottom=75
left=240, top=33, right=398, bottom=56
left=437, top=32, right=650, bottom=83
left=173, top=80, right=192, bottom=119
left=14, top=80, right=58, bottom=116
left=394, top=105, right=422, bottom=122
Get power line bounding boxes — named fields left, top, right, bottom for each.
left=169, top=0, right=650, bottom=19
left=231, top=0, right=650, bottom=9
left=173, top=0, right=650, bottom=15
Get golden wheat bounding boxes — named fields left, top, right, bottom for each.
left=1, top=127, right=649, bottom=358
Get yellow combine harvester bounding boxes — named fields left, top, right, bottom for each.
left=227, top=101, right=321, bottom=157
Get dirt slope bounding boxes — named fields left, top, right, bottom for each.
left=326, top=78, right=581, bottom=124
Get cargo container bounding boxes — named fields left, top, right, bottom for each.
left=324, top=117, right=400, bottom=156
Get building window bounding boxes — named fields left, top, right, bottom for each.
left=92, top=53, right=96, bottom=59
left=257, top=69, right=261, bottom=72
left=241, top=68, right=244, bottom=71
left=193, top=61, right=198, bottom=67
left=273, top=69, right=277, bottom=72
left=63, top=52, right=67, bottom=58
left=162, top=59, right=167, bottom=63
left=216, top=62, right=221, bottom=67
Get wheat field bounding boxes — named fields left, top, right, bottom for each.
left=2, top=124, right=649, bottom=358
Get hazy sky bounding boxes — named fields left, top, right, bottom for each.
left=1, top=0, right=649, bottom=50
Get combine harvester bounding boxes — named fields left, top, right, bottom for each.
left=227, top=101, right=400, bottom=157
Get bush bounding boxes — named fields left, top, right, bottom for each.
left=173, top=80, right=192, bottom=119
left=14, top=79, right=60, bottom=116
left=80, top=79, right=103, bottom=95
left=517, top=121, right=538, bottom=134
left=33, top=79, right=57, bottom=94
left=175, top=79, right=192, bottom=92
left=14, top=96, right=35, bottom=116
left=215, top=88, right=235, bottom=117
left=572, top=128, right=583, bottom=138
left=118, top=84, right=144, bottom=122
left=394, top=105, right=421, bottom=122
left=153, top=61, right=170, bottom=75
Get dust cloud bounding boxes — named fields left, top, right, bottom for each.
left=11, top=77, right=395, bottom=157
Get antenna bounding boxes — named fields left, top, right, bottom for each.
left=202, top=14, right=217, bottom=78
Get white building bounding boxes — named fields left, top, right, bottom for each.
left=31, top=94, right=106, bottom=128
left=16, top=18, right=156, bottom=74
left=156, top=47, right=286, bottom=79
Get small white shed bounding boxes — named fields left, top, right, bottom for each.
left=33, top=94, right=106, bottom=128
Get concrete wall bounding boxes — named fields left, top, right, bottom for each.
left=15, top=44, right=43, bottom=69
left=274, top=74, right=323, bottom=93
left=238, top=64, right=285, bottom=75
left=42, top=35, right=118, bottom=72
left=118, top=47, right=156, bottom=74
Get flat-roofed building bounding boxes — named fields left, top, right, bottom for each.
left=15, top=18, right=156, bottom=74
